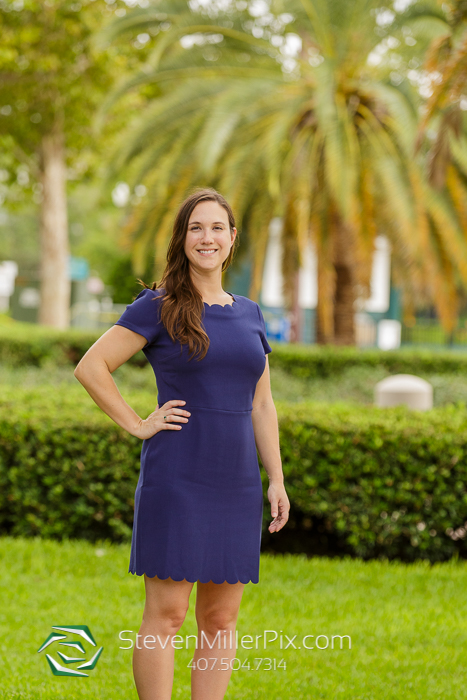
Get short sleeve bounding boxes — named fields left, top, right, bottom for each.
left=256, top=303, right=272, bottom=355
left=114, top=287, right=163, bottom=347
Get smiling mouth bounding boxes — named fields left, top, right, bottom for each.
left=197, top=249, right=218, bottom=255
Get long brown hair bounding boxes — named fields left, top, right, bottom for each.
left=137, top=187, right=239, bottom=361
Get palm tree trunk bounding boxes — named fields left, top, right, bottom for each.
left=316, top=257, right=334, bottom=344
left=332, top=209, right=356, bottom=345
left=316, top=221, right=335, bottom=344
left=38, top=123, right=70, bottom=328
left=289, top=269, right=301, bottom=342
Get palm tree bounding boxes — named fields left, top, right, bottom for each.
left=98, top=0, right=467, bottom=344
left=387, top=0, right=467, bottom=326
left=412, top=0, right=467, bottom=141
left=387, top=1, right=467, bottom=185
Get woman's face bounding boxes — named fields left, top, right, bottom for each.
left=184, top=201, right=236, bottom=274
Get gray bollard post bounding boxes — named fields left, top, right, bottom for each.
left=375, top=374, right=433, bottom=411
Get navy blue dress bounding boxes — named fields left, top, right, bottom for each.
left=114, top=287, right=272, bottom=584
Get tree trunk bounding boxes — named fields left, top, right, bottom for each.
left=38, top=125, right=70, bottom=328
left=289, top=268, right=301, bottom=343
left=332, top=209, right=356, bottom=345
left=316, top=252, right=335, bottom=344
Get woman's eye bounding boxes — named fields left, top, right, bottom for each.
left=190, top=226, right=223, bottom=230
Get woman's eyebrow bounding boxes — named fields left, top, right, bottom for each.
left=189, top=221, right=226, bottom=225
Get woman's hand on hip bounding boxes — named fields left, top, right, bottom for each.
left=134, top=400, right=190, bottom=439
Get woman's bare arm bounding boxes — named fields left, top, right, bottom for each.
left=74, top=325, right=190, bottom=438
left=252, top=357, right=283, bottom=483
left=251, top=356, right=290, bottom=532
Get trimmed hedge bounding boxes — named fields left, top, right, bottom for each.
left=278, top=401, right=467, bottom=561
left=1, top=388, right=467, bottom=562
left=269, top=344, right=467, bottom=378
left=0, top=387, right=151, bottom=543
left=3, top=319, right=467, bottom=374
left=0, top=322, right=147, bottom=367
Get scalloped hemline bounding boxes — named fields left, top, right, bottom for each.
left=128, top=569, right=259, bottom=585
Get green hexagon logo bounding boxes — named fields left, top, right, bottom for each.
left=37, top=625, right=104, bottom=677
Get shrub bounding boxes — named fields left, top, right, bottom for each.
left=1, top=389, right=467, bottom=561
left=4, top=321, right=467, bottom=374
left=0, top=323, right=147, bottom=367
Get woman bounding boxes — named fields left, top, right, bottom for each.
left=74, top=187, right=290, bottom=700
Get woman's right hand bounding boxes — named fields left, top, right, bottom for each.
left=135, top=400, right=190, bottom=440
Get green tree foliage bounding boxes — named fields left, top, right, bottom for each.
left=0, top=0, right=149, bottom=326
left=100, top=0, right=467, bottom=344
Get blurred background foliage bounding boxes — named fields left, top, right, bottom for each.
left=1, top=0, right=467, bottom=339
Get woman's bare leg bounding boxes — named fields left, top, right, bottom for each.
left=191, top=580, right=245, bottom=700
left=133, top=575, right=194, bottom=700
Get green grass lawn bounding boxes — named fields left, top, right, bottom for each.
left=1, top=537, right=467, bottom=699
